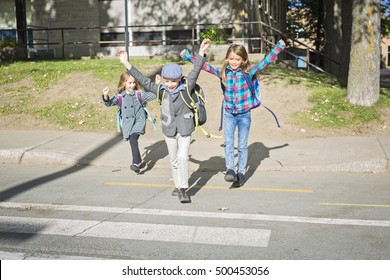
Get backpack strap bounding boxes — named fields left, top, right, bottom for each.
left=157, top=84, right=165, bottom=105
left=242, top=72, right=256, bottom=96
left=219, top=70, right=281, bottom=129
left=118, top=93, right=123, bottom=107
left=242, top=72, right=280, bottom=127
left=135, top=91, right=143, bottom=106
left=219, top=78, right=225, bottom=131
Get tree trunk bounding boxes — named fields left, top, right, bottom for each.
left=339, top=0, right=353, bottom=87
left=323, top=0, right=341, bottom=77
left=347, top=0, right=381, bottom=106
left=15, top=0, right=28, bottom=60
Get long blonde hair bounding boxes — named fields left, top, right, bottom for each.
left=117, top=72, right=140, bottom=93
left=221, top=44, right=250, bottom=81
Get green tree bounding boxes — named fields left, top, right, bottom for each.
left=287, top=0, right=324, bottom=52
left=200, top=26, right=227, bottom=45
left=381, top=0, right=390, bottom=35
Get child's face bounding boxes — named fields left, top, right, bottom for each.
left=163, top=77, right=180, bottom=92
left=125, top=76, right=137, bottom=92
left=228, top=52, right=244, bottom=71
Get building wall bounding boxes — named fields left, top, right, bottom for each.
left=1, top=0, right=287, bottom=59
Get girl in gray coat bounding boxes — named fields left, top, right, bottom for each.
left=102, top=72, right=156, bottom=173
left=118, top=39, right=211, bottom=203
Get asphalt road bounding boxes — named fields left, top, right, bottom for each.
left=0, top=163, right=389, bottom=260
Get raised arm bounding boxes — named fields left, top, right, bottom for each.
left=182, top=39, right=211, bottom=92
left=118, top=50, right=159, bottom=93
left=180, top=39, right=221, bottom=78
left=249, top=39, right=286, bottom=76
left=101, top=86, right=119, bottom=107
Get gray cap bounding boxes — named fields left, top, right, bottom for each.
left=161, top=63, right=183, bottom=79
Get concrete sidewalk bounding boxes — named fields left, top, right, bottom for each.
left=0, top=129, right=389, bottom=173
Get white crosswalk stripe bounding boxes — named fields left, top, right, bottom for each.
left=0, top=215, right=270, bottom=247
left=2, top=201, right=390, bottom=253
left=0, top=202, right=271, bottom=248
left=2, top=202, right=390, bottom=227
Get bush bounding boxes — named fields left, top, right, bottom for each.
left=200, top=26, right=227, bottom=45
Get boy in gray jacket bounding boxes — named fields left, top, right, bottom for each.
left=118, top=39, right=211, bottom=203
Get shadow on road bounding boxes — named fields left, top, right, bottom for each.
left=0, top=134, right=123, bottom=202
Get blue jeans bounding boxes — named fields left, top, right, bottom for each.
left=224, top=111, right=251, bottom=174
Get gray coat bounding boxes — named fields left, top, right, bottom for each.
left=129, top=54, right=206, bottom=137
left=103, top=90, right=156, bottom=140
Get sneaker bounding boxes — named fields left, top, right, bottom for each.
left=171, top=188, right=179, bottom=196
left=224, top=169, right=237, bottom=182
left=178, top=188, right=190, bottom=203
left=130, top=164, right=140, bottom=173
left=130, top=162, right=145, bottom=173
left=237, top=173, right=246, bottom=186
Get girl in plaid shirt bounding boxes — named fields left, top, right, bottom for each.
left=180, top=39, right=285, bottom=186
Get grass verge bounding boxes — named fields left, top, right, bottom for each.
left=1, top=59, right=389, bottom=132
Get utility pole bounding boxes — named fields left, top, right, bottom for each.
left=124, top=0, right=129, bottom=58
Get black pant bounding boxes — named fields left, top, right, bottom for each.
left=129, top=133, right=141, bottom=165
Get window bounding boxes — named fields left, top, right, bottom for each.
left=166, top=30, right=193, bottom=44
left=100, top=32, right=124, bottom=47
left=133, top=31, right=162, bottom=46
left=388, top=46, right=390, bottom=67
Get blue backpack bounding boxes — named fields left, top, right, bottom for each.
left=219, top=71, right=280, bottom=131
left=117, top=91, right=157, bottom=134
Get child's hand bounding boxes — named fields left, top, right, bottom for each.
left=201, top=39, right=212, bottom=50
left=118, top=50, right=127, bottom=64
left=117, top=50, right=132, bottom=70
left=155, top=74, right=161, bottom=84
left=278, top=39, right=286, bottom=47
left=180, top=49, right=186, bottom=57
left=199, top=38, right=212, bottom=56
left=103, top=86, right=109, bottom=96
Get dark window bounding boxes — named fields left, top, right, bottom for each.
left=133, top=31, right=162, bottom=46
left=100, top=32, right=124, bottom=47
left=166, top=30, right=193, bottom=44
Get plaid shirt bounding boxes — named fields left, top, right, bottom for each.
left=181, top=41, right=285, bottom=114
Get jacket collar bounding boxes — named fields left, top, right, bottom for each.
left=161, top=81, right=186, bottom=95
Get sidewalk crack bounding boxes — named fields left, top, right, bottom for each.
left=376, top=137, right=390, bottom=170
left=18, top=132, right=74, bottom=164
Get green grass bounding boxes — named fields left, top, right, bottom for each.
left=291, top=87, right=383, bottom=128
left=0, top=58, right=178, bottom=90
left=1, top=58, right=389, bottom=132
left=267, top=65, right=389, bottom=129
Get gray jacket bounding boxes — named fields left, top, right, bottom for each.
left=103, top=90, right=156, bottom=140
left=129, top=54, right=206, bottom=137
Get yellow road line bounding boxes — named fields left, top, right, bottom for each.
left=319, top=202, right=390, bottom=208
left=105, top=182, right=313, bottom=193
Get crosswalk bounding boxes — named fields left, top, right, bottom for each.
left=0, top=202, right=271, bottom=249
left=1, top=201, right=390, bottom=260
left=0, top=215, right=270, bottom=247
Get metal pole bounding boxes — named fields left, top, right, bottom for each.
left=161, top=2, right=166, bottom=46
left=241, top=0, right=245, bottom=45
left=124, top=0, right=129, bottom=57
left=195, top=0, right=200, bottom=44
